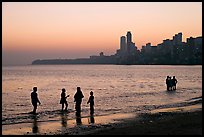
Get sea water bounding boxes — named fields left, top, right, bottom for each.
left=2, top=65, right=202, bottom=125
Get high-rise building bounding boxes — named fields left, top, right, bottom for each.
left=173, top=32, right=182, bottom=45
left=120, top=36, right=126, bottom=52
left=173, top=36, right=176, bottom=45
left=117, top=31, right=138, bottom=56
left=126, top=31, right=132, bottom=53
left=126, top=31, right=132, bottom=43
left=177, top=32, right=182, bottom=45
left=173, top=34, right=178, bottom=45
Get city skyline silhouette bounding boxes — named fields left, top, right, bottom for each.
left=32, top=31, right=202, bottom=65
left=2, top=2, right=202, bottom=65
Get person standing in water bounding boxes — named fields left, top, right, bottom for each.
left=31, top=87, right=41, bottom=114
left=172, top=76, right=178, bottom=90
left=60, top=88, right=69, bottom=111
left=169, top=76, right=173, bottom=91
left=87, top=91, right=94, bottom=115
left=166, top=76, right=170, bottom=91
left=74, top=87, right=84, bottom=113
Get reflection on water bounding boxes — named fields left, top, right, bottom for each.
left=32, top=115, right=39, bottom=133
left=2, top=65, right=202, bottom=125
left=75, top=112, right=82, bottom=125
left=60, top=112, right=68, bottom=127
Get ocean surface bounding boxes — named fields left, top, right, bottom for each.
left=2, top=65, right=202, bottom=125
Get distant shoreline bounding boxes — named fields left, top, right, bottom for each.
left=3, top=64, right=202, bottom=67
left=31, top=59, right=202, bottom=65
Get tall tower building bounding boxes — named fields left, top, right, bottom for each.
left=120, top=36, right=126, bottom=52
left=173, top=32, right=182, bottom=45
left=127, top=31, right=132, bottom=43
left=174, top=34, right=178, bottom=45
left=126, top=31, right=132, bottom=53
left=177, top=32, right=182, bottom=45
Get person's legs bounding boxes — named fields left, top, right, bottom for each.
left=65, top=101, right=68, bottom=111
left=33, top=104, right=37, bottom=114
left=170, top=86, right=172, bottom=91
left=75, top=103, right=78, bottom=111
left=90, top=105, right=94, bottom=115
left=62, top=103, right=64, bottom=111
left=167, top=85, right=169, bottom=91
left=78, top=104, right=81, bottom=112
left=76, top=102, right=81, bottom=112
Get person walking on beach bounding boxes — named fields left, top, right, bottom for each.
left=172, top=76, right=178, bottom=90
left=87, top=91, right=94, bottom=115
left=74, top=87, right=84, bottom=113
left=31, top=87, right=41, bottom=114
left=60, top=88, right=69, bottom=111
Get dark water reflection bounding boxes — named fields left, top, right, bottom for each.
left=60, top=112, right=68, bottom=127
left=32, top=115, right=39, bottom=133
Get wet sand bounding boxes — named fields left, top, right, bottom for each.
left=87, top=104, right=202, bottom=135
left=2, top=97, right=202, bottom=135
left=2, top=112, right=136, bottom=135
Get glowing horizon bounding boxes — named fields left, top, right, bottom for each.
left=2, top=2, right=202, bottom=65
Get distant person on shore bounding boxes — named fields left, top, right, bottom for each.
left=87, top=91, right=94, bottom=115
left=60, top=88, right=69, bottom=111
left=74, top=87, right=84, bottom=113
left=172, top=76, right=178, bottom=90
left=166, top=76, right=174, bottom=91
left=166, top=76, right=170, bottom=91
left=169, top=76, right=173, bottom=91
left=31, top=87, right=41, bottom=114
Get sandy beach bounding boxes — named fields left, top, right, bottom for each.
left=87, top=104, right=202, bottom=135
left=2, top=96, right=202, bottom=135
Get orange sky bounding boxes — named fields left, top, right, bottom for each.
left=2, top=2, right=202, bottom=65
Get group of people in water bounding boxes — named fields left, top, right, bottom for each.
left=31, top=76, right=177, bottom=115
left=30, top=86, right=94, bottom=115
left=166, top=76, right=178, bottom=91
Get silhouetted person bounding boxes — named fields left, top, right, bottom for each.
left=60, top=88, right=69, bottom=111
left=172, top=76, right=178, bottom=90
left=87, top=91, right=94, bottom=115
left=74, top=87, right=84, bottom=113
left=31, top=87, right=41, bottom=114
left=166, top=76, right=170, bottom=91
left=169, top=76, right=173, bottom=91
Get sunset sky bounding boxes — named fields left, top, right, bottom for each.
left=2, top=2, right=202, bottom=66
